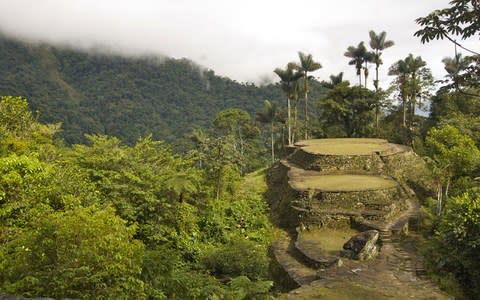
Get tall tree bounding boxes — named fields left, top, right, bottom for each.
left=369, top=30, right=394, bottom=129
left=318, top=82, right=376, bottom=137
left=388, top=59, right=411, bottom=127
left=363, top=51, right=375, bottom=89
left=389, top=54, right=433, bottom=129
left=295, top=52, right=322, bottom=140
left=291, top=79, right=303, bottom=143
left=369, top=31, right=395, bottom=90
left=404, top=54, right=431, bottom=127
left=256, top=100, right=278, bottom=163
left=344, top=42, right=368, bottom=87
left=213, top=108, right=255, bottom=157
left=274, top=63, right=302, bottom=145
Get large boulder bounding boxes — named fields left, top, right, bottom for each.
left=342, top=230, right=379, bottom=261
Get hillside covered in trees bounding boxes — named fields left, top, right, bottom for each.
left=0, top=35, right=326, bottom=145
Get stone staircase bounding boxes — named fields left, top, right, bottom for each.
left=272, top=236, right=318, bottom=286
left=267, top=139, right=450, bottom=299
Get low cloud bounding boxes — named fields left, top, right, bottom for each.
left=0, top=0, right=467, bottom=86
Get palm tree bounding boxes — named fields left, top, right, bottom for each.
left=291, top=78, right=303, bottom=143
left=274, top=63, right=302, bottom=145
left=256, top=100, right=278, bottom=163
left=344, top=42, right=367, bottom=87
left=296, top=52, right=322, bottom=140
left=405, top=54, right=427, bottom=126
left=388, top=59, right=410, bottom=127
left=442, top=53, right=469, bottom=86
left=369, top=31, right=394, bottom=90
left=389, top=54, right=432, bottom=128
left=363, top=51, right=375, bottom=88
left=369, top=30, right=394, bottom=131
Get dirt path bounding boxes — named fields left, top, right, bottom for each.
left=279, top=236, right=449, bottom=299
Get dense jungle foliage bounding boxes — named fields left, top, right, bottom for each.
left=1, top=1, right=480, bottom=298
left=0, top=95, right=277, bottom=299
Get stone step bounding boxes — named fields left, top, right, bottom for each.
left=416, top=268, right=427, bottom=278
left=272, top=237, right=318, bottom=286
left=293, top=228, right=353, bottom=269
left=378, top=230, right=393, bottom=244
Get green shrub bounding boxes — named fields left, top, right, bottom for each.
left=202, top=238, right=270, bottom=280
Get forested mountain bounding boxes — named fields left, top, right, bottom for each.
left=0, top=35, right=326, bottom=145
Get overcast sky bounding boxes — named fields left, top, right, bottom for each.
left=0, top=0, right=475, bottom=87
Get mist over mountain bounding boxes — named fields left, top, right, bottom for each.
left=0, top=35, right=319, bottom=145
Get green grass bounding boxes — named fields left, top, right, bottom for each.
left=297, top=227, right=358, bottom=255
left=296, top=138, right=391, bottom=155
left=239, top=168, right=267, bottom=194
left=290, top=174, right=397, bottom=191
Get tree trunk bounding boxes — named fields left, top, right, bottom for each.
left=375, top=61, right=380, bottom=132
left=402, top=95, right=407, bottom=127
left=410, top=72, right=417, bottom=128
left=436, top=180, right=443, bottom=216
left=216, top=144, right=223, bottom=201
left=238, top=126, right=244, bottom=155
left=411, top=97, right=416, bottom=128
left=287, top=96, right=292, bottom=145
left=445, top=177, right=451, bottom=200
left=364, top=61, right=368, bottom=88
left=293, top=98, right=298, bottom=143
left=216, top=170, right=222, bottom=201
left=270, top=122, right=275, bottom=163
left=304, top=74, right=309, bottom=140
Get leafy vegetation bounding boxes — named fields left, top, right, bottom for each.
left=0, top=96, right=275, bottom=299
left=413, top=2, right=480, bottom=298
left=2, top=2, right=480, bottom=297
left=317, top=82, right=376, bottom=137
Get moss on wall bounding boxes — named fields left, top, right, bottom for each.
left=289, top=148, right=384, bottom=174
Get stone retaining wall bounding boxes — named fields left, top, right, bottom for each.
left=266, top=162, right=302, bottom=229
left=267, top=142, right=428, bottom=231
left=293, top=187, right=401, bottom=210
left=289, top=148, right=384, bottom=174
left=290, top=187, right=404, bottom=228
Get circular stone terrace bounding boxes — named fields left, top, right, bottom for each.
left=289, top=174, right=398, bottom=192
left=294, top=138, right=408, bottom=156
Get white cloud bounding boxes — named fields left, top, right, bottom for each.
left=0, top=0, right=474, bottom=87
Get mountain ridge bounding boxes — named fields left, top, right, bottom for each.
left=0, top=35, right=325, bottom=145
